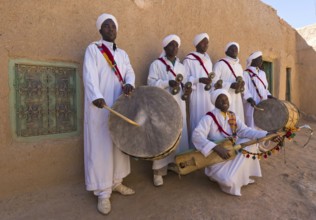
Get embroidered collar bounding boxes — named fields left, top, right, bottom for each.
left=101, top=39, right=117, bottom=51
left=224, top=56, right=239, bottom=64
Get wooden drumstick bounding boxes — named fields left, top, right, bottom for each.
left=103, top=105, right=140, bottom=127
left=253, top=105, right=264, bottom=111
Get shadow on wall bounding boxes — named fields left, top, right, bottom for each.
left=296, top=32, right=316, bottom=118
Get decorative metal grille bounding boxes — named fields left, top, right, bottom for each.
left=14, top=64, right=77, bottom=137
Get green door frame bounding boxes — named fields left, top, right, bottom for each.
left=262, top=61, right=273, bottom=94
left=286, top=67, right=291, bottom=101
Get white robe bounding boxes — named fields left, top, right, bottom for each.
left=243, top=66, right=271, bottom=128
left=192, top=108, right=267, bottom=196
left=148, top=57, right=190, bottom=170
left=213, top=57, right=251, bottom=122
left=83, top=40, right=135, bottom=191
left=183, top=52, right=214, bottom=141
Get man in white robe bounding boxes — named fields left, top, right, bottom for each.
left=243, top=51, right=272, bottom=128
left=83, top=13, right=135, bottom=215
left=192, top=89, right=268, bottom=196
left=183, top=33, right=214, bottom=144
left=213, top=42, right=251, bottom=122
left=148, top=34, right=190, bottom=186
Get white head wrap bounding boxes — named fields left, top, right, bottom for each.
left=210, top=89, right=231, bottom=106
left=225, top=42, right=240, bottom=52
left=160, top=34, right=181, bottom=57
left=193, top=33, right=209, bottom=47
left=162, top=34, right=181, bottom=48
left=246, top=51, right=263, bottom=67
left=96, top=13, right=118, bottom=31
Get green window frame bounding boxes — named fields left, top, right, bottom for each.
left=9, top=59, right=81, bottom=140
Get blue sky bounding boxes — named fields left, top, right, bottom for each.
left=261, top=0, right=316, bottom=28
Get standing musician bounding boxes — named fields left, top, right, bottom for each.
left=192, top=89, right=275, bottom=196
left=213, top=42, right=251, bottom=122
left=243, top=51, right=274, bottom=128
left=148, top=34, right=190, bottom=186
left=183, top=33, right=215, bottom=143
left=83, top=13, right=135, bottom=215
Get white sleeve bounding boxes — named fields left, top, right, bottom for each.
left=147, top=61, right=169, bottom=88
left=192, top=116, right=217, bottom=157
left=183, top=58, right=199, bottom=85
left=83, top=45, right=104, bottom=103
left=123, top=52, right=135, bottom=87
left=236, top=116, right=267, bottom=139
left=212, top=61, right=231, bottom=91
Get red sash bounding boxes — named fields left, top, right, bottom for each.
left=245, top=68, right=266, bottom=99
left=96, top=43, right=124, bottom=87
left=219, top=59, right=237, bottom=79
left=206, top=112, right=231, bottom=137
left=158, top=58, right=183, bottom=88
left=245, top=69, right=266, bottom=89
left=187, top=53, right=209, bottom=77
left=158, top=57, right=177, bottom=77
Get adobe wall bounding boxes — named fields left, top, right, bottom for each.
left=297, top=25, right=316, bottom=116
left=0, top=0, right=299, bottom=197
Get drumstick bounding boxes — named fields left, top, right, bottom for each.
left=253, top=105, right=264, bottom=111
left=103, top=105, right=140, bottom=127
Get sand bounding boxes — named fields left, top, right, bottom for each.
left=1, top=120, right=315, bottom=220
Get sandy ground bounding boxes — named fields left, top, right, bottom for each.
left=1, top=120, right=316, bottom=220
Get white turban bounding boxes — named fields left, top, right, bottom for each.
left=160, top=34, right=181, bottom=57
left=246, top=51, right=262, bottom=67
left=210, top=89, right=231, bottom=106
left=162, top=34, right=181, bottom=48
left=193, top=33, right=209, bottom=47
left=225, top=42, right=240, bottom=52
left=96, top=13, right=118, bottom=31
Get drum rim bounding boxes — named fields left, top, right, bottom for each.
left=109, top=86, right=183, bottom=160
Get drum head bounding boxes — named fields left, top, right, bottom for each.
left=254, top=99, right=288, bottom=131
left=109, top=86, right=182, bottom=160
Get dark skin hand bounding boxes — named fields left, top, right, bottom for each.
left=92, top=98, right=106, bottom=108
left=268, top=95, right=276, bottom=99
left=266, top=132, right=283, bottom=143
left=225, top=45, right=238, bottom=59
left=247, top=98, right=256, bottom=107
left=196, top=38, right=209, bottom=54
left=199, top=77, right=211, bottom=84
left=169, top=80, right=179, bottom=87
left=230, top=82, right=239, bottom=89
left=123, top=84, right=134, bottom=96
left=213, top=145, right=231, bottom=160
left=99, top=19, right=117, bottom=42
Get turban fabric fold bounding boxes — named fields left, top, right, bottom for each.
left=193, top=33, right=209, bottom=47
left=246, top=51, right=262, bottom=67
left=211, top=89, right=231, bottom=106
left=225, top=42, right=240, bottom=52
left=96, top=13, right=118, bottom=31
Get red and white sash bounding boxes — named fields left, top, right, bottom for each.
left=96, top=43, right=124, bottom=88
left=206, top=111, right=237, bottom=138
left=219, top=59, right=237, bottom=79
left=245, top=68, right=266, bottom=99
left=186, top=53, right=209, bottom=77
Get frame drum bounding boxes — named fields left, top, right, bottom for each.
left=109, top=86, right=182, bottom=160
left=254, top=99, right=300, bottom=131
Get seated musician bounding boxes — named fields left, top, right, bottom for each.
left=192, top=89, right=272, bottom=196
